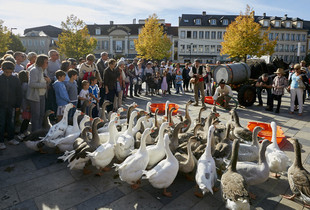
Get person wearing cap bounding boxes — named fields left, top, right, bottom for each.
left=287, top=64, right=308, bottom=116
left=213, top=79, right=233, bottom=109
left=0, top=61, right=22, bottom=149
left=189, top=59, right=206, bottom=107
left=255, top=73, right=273, bottom=110
left=271, top=68, right=288, bottom=113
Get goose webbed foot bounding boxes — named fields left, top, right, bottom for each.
left=163, top=188, right=172, bottom=197
left=271, top=172, right=281, bottom=178
left=303, top=203, right=310, bottom=208
left=281, top=194, right=296, bottom=200
left=39, top=148, right=47, bottom=154
left=131, top=182, right=140, bottom=190
left=102, top=166, right=111, bottom=172
left=83, top=168, right=92, bottom=175
left=212, top=187, right=219, bottom=193
left=185, top=173, right=194, bottom=181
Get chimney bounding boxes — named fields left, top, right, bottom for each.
left=263, top=13, right=266, bottom=17
left=202, top=11, right=206, bottom=16
left=110, top=21, right=114, bottom=25
left=178, top=16, right=181, bottom=24
left=133, top=18, right=136, bottom=24
left=284, top=14, right=287, bottom=18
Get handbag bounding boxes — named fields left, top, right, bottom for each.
left=297, top=79, right=306, bottom=90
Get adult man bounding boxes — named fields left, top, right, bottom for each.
left=13, top=51, right=25, bottom=73
left=213, top=79, right=233, bottom=109
left=103, top=59, right=119, bottom=112
left=96, top=52, right=109, bottom=106
left=256, top=73, right=273, bottom=110
left=0, top=61, right=22, bottom=149
left=46, top=50, right=61, bottom=80
left=189, top=59, right=206, bottom=107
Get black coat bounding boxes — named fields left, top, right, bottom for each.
left=0, top=74, right=22, bottom=108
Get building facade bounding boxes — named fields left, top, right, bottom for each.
left=20, top=25, right=62, bottom=55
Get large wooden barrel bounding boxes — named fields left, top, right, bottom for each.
left=213, top=63, right=251, bottom=84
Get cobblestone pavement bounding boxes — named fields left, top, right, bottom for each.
left=1, top=89, right=309, bottom=210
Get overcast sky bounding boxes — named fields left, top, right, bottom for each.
left=1, top=0, right=309, bottom=35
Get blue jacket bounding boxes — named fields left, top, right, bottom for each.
left=53, top=80, right=70, bottom=106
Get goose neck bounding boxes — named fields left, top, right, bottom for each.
left=92, top=121, right=100, bottom=147
left=258, top=142, right=268, bottom=164
left=154, top=111, right=159, bottom=127
left=271, top=124, right=279, bottom=149
left=108, top=122, right=115, bottom=144
left=230, top=140, right=239, bottom=171
left=185, top=102, right=190, bottom=120
left=225, top=123, right=231, bottom=140
left=43, top=112, right=52, bottom=129
left=294, top=140, right=303, bottom=169
left=232, top=112, right=241, bottom=127
left=127, top=106, right=134, bottom=124
left=252, top=127, right=260, bottom=147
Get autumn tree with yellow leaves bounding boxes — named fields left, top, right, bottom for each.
left=221, top=5, right=277, bottom=62
left=134, top=14, right=172, bottom=60
left=57, top=15, right=97, bottom=59
left=0, top=20, right=12, bottom=56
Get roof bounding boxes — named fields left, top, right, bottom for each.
left=24, top=25, right=62, bottom=37
left=23, top=31, right=48, bottom=37
left=303, top=21, right=310, bottom=35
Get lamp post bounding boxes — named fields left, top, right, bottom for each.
left=10, top=27, right=17, bottom=34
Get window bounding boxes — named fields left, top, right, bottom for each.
left=290, top=45, right=295, bottom=52
left=210, top=45, right=215, bottom=53
left=223, top=19, right=228, bottom=25
left=187, top=31, right=191, bottom=38
left=34, top=40, right=38, bottom=46
left=184, top=19, right=189, bottom=23
left=263, top=20, right=269, bottom=27
left=285, top=45, right=289, bottom=52
left=22, top=40, right=26, bottom=46
left=129, top=41, right=135, bottom=49
left=115, top=40, right=123, bottom=52
left=291, top=34, right=295, bottom=41
left=198, top=45, right=203, bottom=52
left=180, top=31, right=185, bottom=39
left=195, top=19, right=201, bottom=25
left=95, top=28, right=101, bottom=35
left=199, top=31, right=204, bottom=39
left=302, top=34, right=306, bottom=41
left=28, top=40, right=32, bottom=46
left=301, top=45, right=305, bottom=52
left=180, top=45, right=185, bottom=53
left=96, top=41, right=100, bottom=50
left=40, top=40, right=45, bottom=46
left=193, top=31, right=197, bottom=39
left=103, top=41, right=109, bottom=49
left=279, top=44, right=283, bottom=52
left=284, top=55, right=288, bottom=62
left=296, top=34, right=300, bottom=41
left=286, top=33, right=290, bottom=41
left=286, top=21, right=291, bottom=28
left=281, top=33, right=285, bottom=41
left=205, top=45, right=210, bottom=53
left=192, top=45, right=197, bottom=52
left=297, top=22, right=302, bottom=28
left=211, top=31, right=216, bottom=39
left=275, top=44, right=278, bottom=52
left=186, top=45, right=191, bottom=52
left=210, top=19, right=216, bottom=25
left=217, top=31, right=222, bottom=39
left=275, top=33, right=279, bottom=40
left=269, top=33, right=274, bottom=40
left=217, top=45, right=221, bottom=53
left=275, top=21, right=280, bottom=27
left=205, top=31, right=210, bottom=39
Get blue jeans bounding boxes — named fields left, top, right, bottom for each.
left=0, top=107, right=15, bottom=142
left=256, top=87, right=272, bottom=106
left=175, top=84, right=183, bottom=94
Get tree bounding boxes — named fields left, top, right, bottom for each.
left=134, top=14, right=172, bottom=60
left=221, top=5, right=277, bottom=62
left=0, top=20, right=12, bottom=56
left=9, top=34, right=26, bottom=52
left=56, top=14, right=97, bottom=59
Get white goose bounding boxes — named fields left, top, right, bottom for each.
left=65, top=110, right=82, bottom=136
left=115, top=111, right=138, bottom=161
left=114, top=128, right=151, bottom=189
left=142, top=102, right=154, bottom=129
left=43, top=103, right=74, bottom=147
left=195, top=125, right=217, bottom=197
left=142, top=133, right=179, bottom=197
left=158, top=100, right=170, bottom=126
left=146, top=122, right=170, bottom=169
left=87, top=117, right=119, bottom=176
left=265, top=121, right=290, bottom=178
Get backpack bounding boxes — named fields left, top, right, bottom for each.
left=83, top=71, right=93, bottom=81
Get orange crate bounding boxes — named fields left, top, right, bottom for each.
left=247, top=122, right=285, bottom=144
left=150, top=103, right=179, bottom=115
left=204, top=96, right=214, bottom=104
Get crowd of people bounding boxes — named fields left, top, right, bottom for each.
left=0, top=49, right=309, bottom=150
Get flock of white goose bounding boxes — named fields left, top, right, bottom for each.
left=22, top=100, right=310, bottom=209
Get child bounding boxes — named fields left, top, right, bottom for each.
left=175, top=70, right=184, bottom=94
left=78, top=80, right=90, bottom=103
left=66, top=69, right=78, bottom=119
left=88, top=76, right=100, bottom=117
left=18, top=70, right=31, bottom=139
left=0, top=61, right=22, bottom=149
left=161, top=70, right=168, bottom=96
left=154, top=71, right=161, bottom=95
left=53, top=70, right=71, bottom=121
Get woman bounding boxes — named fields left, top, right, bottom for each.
left=135, top=60, right=144, bottom=95
left=26, top=54, right=50, bottom=131
left=288, top=64, right=306, bottom=116
left=127, top=64, right=137, bottom=98
left=26, top=52, right=37, bottom=70
left=182, top=63, right=190, bottom=92
left=79, top=54, right=102, bottom=83
left=204, top=64, right=213, bottom=96
left=114, top=60, right=126, bottom=110
left=271, top=68, right=287, bottom=113
left=103, top=59, right=119, bottom=113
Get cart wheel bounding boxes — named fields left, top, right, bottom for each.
left=238, top=85, right=256, bottom=107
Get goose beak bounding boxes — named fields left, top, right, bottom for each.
left=90, top=118, right=94, bottom=121
left=50, top=111, right=54, bottom=114
left=117, top=114, right=121, bottom=116
left=169, top=123, right=173, bottom=126
left=215, top=113, right=220, bottom=117
left=72, top=105, right=76, bottom=108
left=81, top=112, right=84, bottom=115
left=123, top=108, right=127, bottom=112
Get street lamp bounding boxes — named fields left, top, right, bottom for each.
left=10, top=27, right=17, bottom=34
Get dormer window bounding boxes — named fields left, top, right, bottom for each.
left=95, top=28, right=101, bottom=35
left=285, top=21, right=291, bottom=28
left=263, top=20, right=269, bottom=27
left=275, top=21, right=280, bottom=27
left=223, top=19, right=228, bottom=25
left=297, top=22, right=302, bottom=28
left=210, top=19, right=216, bottom=25
left=195, top=19, right=201, bottom=25
left=184, top=19, right=189, bottom=23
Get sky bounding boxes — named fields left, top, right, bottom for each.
left=1, top=0, right=310, bottom=35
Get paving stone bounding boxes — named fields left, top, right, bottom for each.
left=305, top=154, right=310, bottom=165
left=31, top=152, right=61, bottom=170
left=0, top=186, right=19, bottom=209
left=76, top=187, right=124, bottom=209
left=102, top=189, right=163, bottom=209
left=298, top=138, right=310, bottom=147
left=87, top=169, right=120, bottom=193
left=16, top=169, right=75, bottom=201
left=295, top=131, right=310, bottom=140
left=256, top=176, right=290, bottom=196
left=5, top=199, right=38, bottom=210
left=34, top=179, right=100, bottom=210
left=275, top=196, right=304, bottom=210
left=191, top=193, right=226, bottom=210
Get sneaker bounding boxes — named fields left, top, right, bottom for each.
left=257, top=103, right=263, bottom=107
left=8, top=139, right=20, bottom=145
left=275, top=109, right=279, bottom=113
left=0, top=143, right=6, bottom=150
